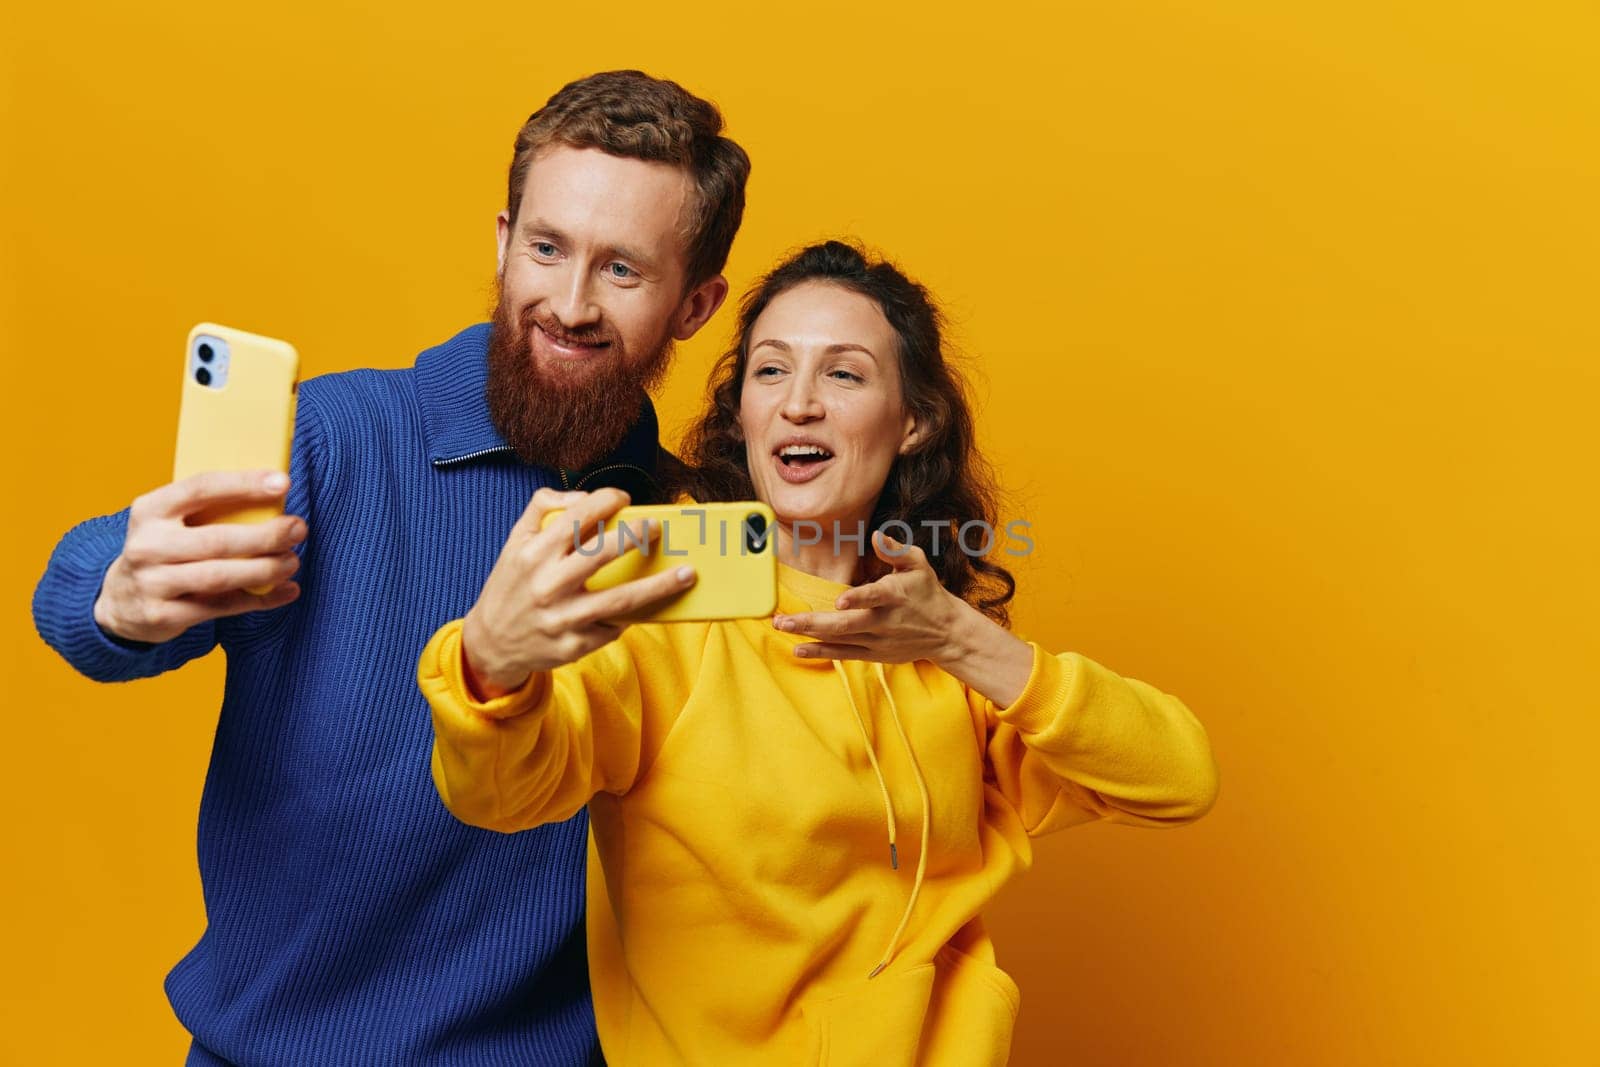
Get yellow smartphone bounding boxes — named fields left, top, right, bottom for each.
left=173, top=323, right=300, bottom=592
left=542, top=502, right=777, bottom=622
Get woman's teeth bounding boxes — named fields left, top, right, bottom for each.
left=778, top=445, right=833, bottom=465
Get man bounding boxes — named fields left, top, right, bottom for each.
left=32, top=70, right=749, bottom=1065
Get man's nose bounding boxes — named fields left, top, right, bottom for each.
left=547, top=265, right=602, bottom=330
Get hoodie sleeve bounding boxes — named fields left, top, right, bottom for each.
left=976, top=644, right=1219, bottom=834
left=420, top=618, right=702, bottom=833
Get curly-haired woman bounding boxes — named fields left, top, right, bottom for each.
left=419, top=241, right=1219, bottom=1065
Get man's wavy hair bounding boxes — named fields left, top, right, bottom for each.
left=507, top=70, right=750, bottom=289
left=680, top=240, right=1017, bottom=625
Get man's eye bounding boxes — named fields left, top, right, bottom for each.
left=533, top=242, right=558, bottom=258
left=606, top=262, right=635, bottom=279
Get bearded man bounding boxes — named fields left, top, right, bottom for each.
left=32, top=70, right=749, bottom=1066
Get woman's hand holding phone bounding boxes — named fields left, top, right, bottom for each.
left=94, top=470, right=306, bottom=644
left=460, top=488, right=696, bottom=700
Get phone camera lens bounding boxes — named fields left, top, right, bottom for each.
left=197, top=343, right=214, bottom=363
left=196, top=367, right=212, bottom=386
left=744, top=512, right=768, bottom=553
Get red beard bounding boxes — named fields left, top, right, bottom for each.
left=485, top=284, right=674, bottom=471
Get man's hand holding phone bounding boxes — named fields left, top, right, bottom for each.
left=461, top=488, right=695, bottom=701
left=93, top=470, right=306, bottom=644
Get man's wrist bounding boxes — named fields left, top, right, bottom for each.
left=92, top=592, right=118, bottom=637
left=92, top=563, right=133, bottom=642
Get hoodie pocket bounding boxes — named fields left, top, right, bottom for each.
left=933, top=944, right=1021, bottom=1023
left=802, top=950, right=1020, bottom=1066
left=804, top=963, right=936, bottom=1066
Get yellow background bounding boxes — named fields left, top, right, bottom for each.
left=4, top=2, right=1597, bottom=1064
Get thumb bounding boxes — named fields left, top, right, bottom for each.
left=873, top=529, right=921, bottom=571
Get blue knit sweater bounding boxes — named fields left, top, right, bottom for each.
left=32, top=323, right=667, bottom=1065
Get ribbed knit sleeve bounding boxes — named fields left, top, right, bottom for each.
left=32, top=382, right=326, bottom=681
left=31, top=508, right=218, bottom=682
left=979, top=644, right=1220, bottom=833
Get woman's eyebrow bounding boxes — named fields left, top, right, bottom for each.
left=751, top=339, right=877, bottom=362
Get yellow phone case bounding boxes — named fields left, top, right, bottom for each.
left=174, top=323, right=300, bottom=592
left=542, top=502, right=777, bottom=622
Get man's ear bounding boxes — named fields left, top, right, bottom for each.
left=673, top=273, right=730, bottom=341
left=495, top=210, right=511, bottom=274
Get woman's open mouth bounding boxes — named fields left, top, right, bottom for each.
left=773, top=443, right=835, bottom=484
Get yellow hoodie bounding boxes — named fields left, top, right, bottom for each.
left=421, top=564, right=1218, bottom=1065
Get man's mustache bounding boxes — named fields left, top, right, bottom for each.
left=518, top=305, right=619, bottom=349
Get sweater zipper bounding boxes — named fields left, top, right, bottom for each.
left=573, top=462, right=656, bottom=492
left=434, top=454, right=654, bottom=496
left=432, top=446, right=514, bottom=469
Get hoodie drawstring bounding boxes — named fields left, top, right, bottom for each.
left=834, top=659, right=900, bottom=870
left=832, top=659, right=931, bottom=980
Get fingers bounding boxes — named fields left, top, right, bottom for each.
left=514, top=487, right=588, bottom=538
left=544, top=511, right=658, bottom=593
left=792, top=641, right=877, bottom=662
left=129, top=514, right=307, bottom=566
left=503, top=488, right=634, bottom=603
left=529, top=488, right=633, bottom=554
left=833, top=580, right=900, bottom=611
left=773, top=608, right=878, bottom=639
left=142, top=553, right=303, bottom=600
left=188, top=581, right=303, bottom=619
left=136, top=470, right=290, bottom=521
left=568, top=564, right=696, bottom=626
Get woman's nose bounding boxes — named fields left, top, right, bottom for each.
left=780, top=381, right=824, bottom=422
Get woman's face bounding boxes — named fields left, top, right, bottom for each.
left=738, top=281, right=920, bottom=535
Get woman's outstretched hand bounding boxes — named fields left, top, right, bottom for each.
left=772, top=531, right=1034, bottom=706
left=773, top=531, right=962, bottom=663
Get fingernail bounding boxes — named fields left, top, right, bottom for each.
left=794, top=646, right=811, bottom=657
left=835, top=597, right=849, bottom=610
left=265, top=473, right=289, bottom=492
left=773, top=616, right=792, bottom=631
left=676, top=566, right=694, bottom=582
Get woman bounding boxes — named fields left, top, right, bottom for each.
left=420, top=241, right=1218, bottom=1064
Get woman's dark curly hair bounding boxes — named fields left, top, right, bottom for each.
left=679, top=240, right=1016, bottom=625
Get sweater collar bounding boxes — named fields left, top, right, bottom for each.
left=416, top=322, right=662, bottom=487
